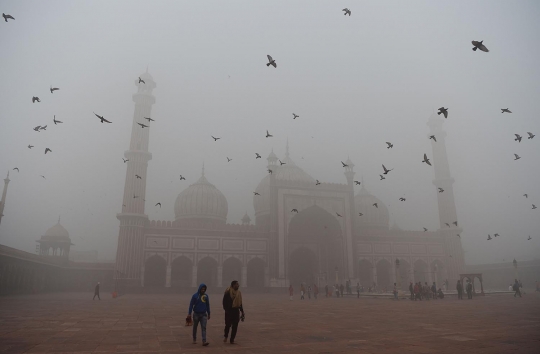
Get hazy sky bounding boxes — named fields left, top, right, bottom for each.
left=1, top=0, right=539, bottom=264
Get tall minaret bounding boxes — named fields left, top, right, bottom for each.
left=0, top=171, right=10, bottom=225
left=115, top=70, right=156, bottom=286
left=427, top=113, right=465, bottom=283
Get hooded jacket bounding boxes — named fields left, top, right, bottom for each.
left=189, top=283, right=210, bottom=315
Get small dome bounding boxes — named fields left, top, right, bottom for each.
left=241, top=212, right=251, bottom=224
left=44, top=219, right=70, bottom=238
left=174, top=171, right=228, bottom=224
left=355, top=186, right=389, bottom=230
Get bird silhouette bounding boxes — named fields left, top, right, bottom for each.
left=133, top=194, right=139, bottom=199
left=138, top=77, right=145, bottom=84
left=501, top=108, right=512, bottom=113
left=437, top=107, right=448, bottom=118
left=211, top=136, right=221, bottom=141
left=456, top=234, right=460, bottom=238
left=255, top=153, right=261, bottom=159
left=123, top=158, right=129, bottom=163
left=155, top=203, right=161, bottom=208
left=292, top=113, right=299, bottom=119
left=266, top=130, right=273, bottom=138
left=135, top=175, right=142, bottom=179
left=32, top=96, right=40, bottom=103
left=358, top=213, right=363, bottom=216
left=291, top=209, right=298, bottom=213
left=28, top=145, right=34, bottom=149
left=379, top=175, right=385, bottom=180
left=336, top=212, right=342, bottom=217
left=40, top=175, right=46, bottom=179
left=13, top=167, right=19, bottom=172
left=93, top=112, right=112, bottom=123
left=399, top=198, right=406, bottom=201
left=342, top=8, right=351, bottom=16
left=423, top=227, right=428, bottom=232
left=515, top=134, right=522, bottom=142
left=179, top=175, right=186, bottom=180
left=3, top=13, right=15, bottom=22
left=316, top=180, right=321, bottom=185
left=267, top=169, right=273, bottom=174
left=494, top=233, right=500, bottom=237
left=144, top=117, right=155, bottom=122
left=422, top=154, right=432, bottom=166
left=472, top=40, right=489, bottom=52
left=353, top=181, right=361, bottom=186
left=438, top=188, right=444, bottom=193
left=53, top=115, right=63, bottom=125
left=341, top=161, right=348, bottom=167
left=40, top=125, right=47, bottom=131
left=137, top=123, right=148, bottom=128
left=254, top=192, right=260, bottom=196
left=429, top=135, right=437, bottom=142
left=373, top=203, right=378, bottom=208
left=386, top=142, right=393, bottom=149
left=528, top=235, right=532, bottom=240
left=523, top=194, right=528, bottom=198
left=533, top=204, right=537, bottom=210
left=266, top=55, right=277, bottom=68
left=279, top=160, right=286, bottom=165
left=487, top=234, right=492, bottom=240
left=527, top=132, right=535, bottom=139
left=382, top=164, right=393, bottom=175
left=44, top=148, right=52, bottom=154
left=445, top=223, right=450, bottom=227
left=33, top=126, right=41, bottom=132
left=50, top=86, right=60, bottom=93
left=514, top=154, right=521, bottom=160
left=227, top=157, right=232, bottom=162
left=453, top=221, right=458, bottom=226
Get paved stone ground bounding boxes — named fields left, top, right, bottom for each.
left=0, top=291, right=539, bottom=353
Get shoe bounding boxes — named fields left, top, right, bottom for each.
left=202, top=342, right=209, bottom=346
left=230, top=340, right=235, bottom=344
left=223, top=337, right=227, bottom=343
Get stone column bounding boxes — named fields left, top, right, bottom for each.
left=217, top=266, right=223, bottom=287
left=241, top=266, right=247, bottom=287
left=165, top=265, right=171, bottom=288
left=191, top=266, right=198, bottom=287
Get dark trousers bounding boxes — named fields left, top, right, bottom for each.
left=93, top=292, right=100, bottom=300
left=467, top=291, right=473, bottom=299
left=514, top=289, right=521, bottom=297
left=458, top=290, right=463, bottom=299
left=224, top=309, right=240, bottom=342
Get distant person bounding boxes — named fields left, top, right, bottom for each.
left=466, top=280, right=473, bottom=299
left=508, top=284, right=513, bottom=291
left=339, top=284, right=344, bottom=297
left=431, top=282, right=437, bottom=300
left=424, top=282, right=430, bottom=300
left=335, top=284, right=340, bottom=297
left=223, top=280, right=245, bottom=345
left=409, top=282, right=414, bottom=301
left=188, top=283, right=211, bottom=346
left=307, top=285, right=312, bottom=299
left=356, top=282, right=360, bottom=298
left=289, top=284, right=294, bottom=301
left=93, top=282, right=100, bottom=300
left=437, top=288, right=444, bottom=299
left=513, top=279, right=522, bottom=298
left=300, top=284, right=305, bottom=300
left=313, top=284, right=319, bottom=299
left=456, top=280, right=463, bottom=300
left=414, top=282, right=421, bottom=301
left=393, top=283, right=398, bottom=300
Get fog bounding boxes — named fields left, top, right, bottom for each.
left=0, top=0, right=539, bottom=265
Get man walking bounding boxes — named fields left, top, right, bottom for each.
left=300, top=284, right=305, bottom=300
left=223, top=280, right=245, bottom=344
left=93, top=282, right=100, bottom=300
left=188, top=283, right=211, bottom=346
left=466, top=280, right=473, bottom=299
left=513, top=279, right=522, bottom=298
left=409, top=282, right=414, bottom=301
left=456, top=280, right=463, bottom=300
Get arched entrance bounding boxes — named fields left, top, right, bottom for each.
left=247, top=257, right=265, bottom=288
left=223, top=257, right=242, bottom=286
left=413, top=259, right=428, bottom=284
left=288, top=247, right=318, bottom=286
left=287, top=205, right=344, bottom=283
left=171, top=256, right=192, bottom=288
left=358, top=259, right=373, bottom=286
left=431, top=260, right=444, bottom=287
left=197, top=257, right=218, bottom=287
left=398, top=259, right=411, bottom=290
left=376, top=259, right=391, bottom=290
left=144, top=255, right=167, bottom=288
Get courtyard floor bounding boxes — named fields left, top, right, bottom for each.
left=0, top=291, right=539, bottom=353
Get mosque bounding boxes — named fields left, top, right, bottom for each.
left=114, top=71, right=466, bottom=291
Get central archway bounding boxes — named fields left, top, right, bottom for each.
left=247, top=257, right=265, bottom=288
left=413, top=259, right=428, bottom=284
left=222, top=257, right=242, bottom=286
left=144, top=255, right=166, bottom=288
left=197, top=257, right=218, bottom=287
left=288, top=247, right=318, bottom=286
left=171, top=256, right=192, bottom=288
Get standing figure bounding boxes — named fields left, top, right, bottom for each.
left=393, top=283, right=398, bottom=300
left=93, top=282, right=101, bottom=300
left=356, top=282, right=360, bottom=298
left=289, top=284, right=294, bottom=301
left=313, top=284, right=319, bottom=299
left=431, top=282, right=437, bottom=300
left=300, top=284, right=305, bottom=300
left=409, top=282, right=414, bottom=301
left=414, top=282, right=421, bottom=301
left=339, top=284, right=344, bottom=297
left=513, top=279, right=522, bottom=298
left=334, top=284, right=340, bottom=297
left=307, top=285, right=312, bottom=299
left=456, top=280, right=463, bottom=300
left=466, top=281, right=473, bottom=299
left=188, top=283, right=211, bottom=346
left=223, top=280, right=245, bottom=345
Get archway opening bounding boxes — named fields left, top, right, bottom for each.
left=397, top=259, right=411, bottom=290
left=222, top=257, right=242, bottom=286
left=358, top=259, right=373, bottom=287
left=197, top=257, right=218, bottom=288
left=144, top=255, right=166, bottom=288
left=376, top=259, right=391, bottom=290
left=171, top=256, right=192, bottom=288
left=289, top=247, right=318, bottom=287
left=247, top=257, right=265, bottom=288
left=431, top=260, right=444, bottom=288
left=413, top=260, right=428, bottom=284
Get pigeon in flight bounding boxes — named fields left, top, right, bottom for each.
left=445, top=223, right=450, bottom=227
left=13, top=167, right=19, bottom=172
left=423, top=227, right=428, bottom=232
left=44, top=148, right=52, bottom=154
left=292, top=113, right=299, bottom=119
left=266, top=55, right=277, bottom=68
left=155, top=203, right=161, bottom=208
left=382, top=164, right=393, bottom=175
left=28, top=145, right=34, bottom=149
left=342, top=8, right=351, bottom=16
left=123, top=158, right=129, bottom=163
left=50, top=86, right=60, bottom=94
left=227, top=157, right=232, bottom=162
left=422, top=154, right=432, bottom=166
left=533, top=204, right=537, bottom=210
left=40, top=125, right=47, bottom=131
left=144, top=117, right=155, bottom=122
left=137, top=123, right=148, bottom=128
left=487, top=234, right=492, bottom=240
left=133, top=194, right=139, bottom=199
left=501, top=108, right=512, bottom=113
left=494, top=233, right=499, bottom=237
left=471, top=40, right=489, bottom=52
left=456, top=234, right=460, bottom=238
left=254, top=192, right=260, bottom=196
left=514, top=154, right=521, bottom=160
left=138, top=77, right=145, bottom=84
left=354, top=181, right=361, bottom=185
left=437, top=107, right=448, bottom=118
left=341, top=161, right=348, bottom=167
left=359, top=213, right=363, bottom=216
left=336, top=212, right=342, bottom=217
left=523, top=194, right=528, bottom=198
left=266, top=130, right=273, bottom=138
left=211, top=136, right=220, bottom=141
left=40, top=175, right=46, bottom=179
left=53, top=115, right=63, bottom=125
left=93, top=112, right=112, bottom=123
left=514, top=134, right=522, bottom=142
left=373, top=203, right=378, bottom=208
left=386, top=142, right=393, bottom=149
left=3, top=13, right=15, bottom=22
left=429, top=135, right=437, bottom=142
left=528, top=235, right=532, bottom=240
left=379, top=175, right=385, bottom=181
left=267, top=169, right=273, bottom=174
left=438, top=188, right=444, bottom=193
left=399, top=197, right=406, bottom=201
left=453, top=221, right=458, bottom=226
left=135, top=175, right=142, bottom=179
left=33, top=126, right=41, bottom=132
left=527, top=132, right=535, bottom=139
left=32, top=96, right=40, bottom=103
left=179, top=175, right=186, bottom=180
left=279, top=160, right=286, bottom=166
left=291, top=209, right=298, bottom=213
left=316, top=180, right=321, bottom=185
left=255, top=153, right=261, bottom=159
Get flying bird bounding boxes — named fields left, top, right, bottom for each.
left=267, top=169, right=273, bottom=174
left=487, top=234, right=492, bottom=240
left=501, top=108, right=512, bottom=113
left=422, top=153, right=432, bottom=166
left=50, top=86, right=60, bottom=93
left=342, top=8, right=351, bottom=16
left=533, top=204, right=537, bottom=210
left=53, top=115, right=63, bottom=125
left=33, top=126, right=41, bottom=132
left=514, top=134, right=522, bottom=143
left=137, top=123, right=148, bottom=128
left=133, top=194, right=139, bottom=199
left=32, top=96, right=40, bottom=103
left=528, top=235, right=532, bottom=240
left=135, top=175, right=142, bottom=179
left=373, top=203, right=378, bottom=208
left=291, top=209, right=298, bottom=213
left=179, top=175, right=186, bottom=180
left=123, top=158, right=129, bottom=163
left=254, top=153, right=262, bottom=159
left=28, top=145, right=34, bottom=149
left=155, top=203, right=161, bottom=208
left=211, top=136, right=220, bottom=141
left=379, top=175, right=385, bottom=181
left=40, top=125, right=47, bottom=131
left=445, top=223, right=450, bottom=227
left=437, top=107, right=448, bottom=118
left=527, top=132, right=535, bottom=139
left=40, top=175, right=46, bottom=179
left=316, top=180, right=321, bottom=185
left=341, top=161, right=348, bottom=167
left=382, top=164, right=393, bottom=175
left=144, top=117, right=155, bottom=122
left=93, top=112, right=112, bottom=123
left=453, top=221, right=458, bottom=226
left=44, top=148, right=52, bottom=154
left=399, top=197, right=406, bottom=201
left=354, top=180, right=361, bottom=185
left=514, top=154, right=521, bottom=160
left=494, top=233, right=500, bottom=237
left=227, top=157, right=232, bottom=162
left=386, top=142, right=393, bottom=149
left=13, top=167, right=19, bottom=172
left=471, top=40, right=489, bottom=52
left=279, top=160, right=285, bottom=166
left=292, top=113, right=299, bottom=119
left=3, top=13, right=15, bottom=22
left=138, top=77, right=145, bottom=84
left=266, top=130, right=273, bottom=138
left=266, top=55, right=277, bottom=68
left=438, top=188, right=444, bottom=193
left=358, top=213, right=363, bottom=216
left=336, top=212, right=342, bottom=217
left=429, top=135, right=437, bottom=142
left=254, top=192, right=260, bottom=196
left=456, top=234, right=460, bottom=238
left=423, top=227, right=428, bottom=232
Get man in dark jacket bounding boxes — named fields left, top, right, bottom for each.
left=513, top=279, right=522, bottom=298
left=188, top=283, right=211, bottom=346
left=409, top=282, right=414, bottom=300
left=93, top=282, right=100, bottom=300
left=466, top=281, right=473, bottom=299
left=222, top=280, right=244, bottom=344
left=456, top=280, right=463, bottom=300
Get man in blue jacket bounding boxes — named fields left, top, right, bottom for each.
left=188, top=283, right=211, bottom=346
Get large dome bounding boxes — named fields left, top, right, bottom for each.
left=355, top=185, right=389, bottom=230
left=44, top=220, right=70, bottom=239
left=174, top=171, right=228, bottom=224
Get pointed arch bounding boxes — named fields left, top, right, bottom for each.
left=144, top=255, right=167, bottom=288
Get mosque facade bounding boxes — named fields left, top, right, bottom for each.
left=115, top=72, right=465, bottom=291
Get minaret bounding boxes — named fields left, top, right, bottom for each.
left=115, top=70, right=156, bottom=286
left=427, top=113, right=465, bottom=283
left=0, top=171, right=10, bottom=225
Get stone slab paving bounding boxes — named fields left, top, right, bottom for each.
left=0, top=292, right=539, bottom=353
